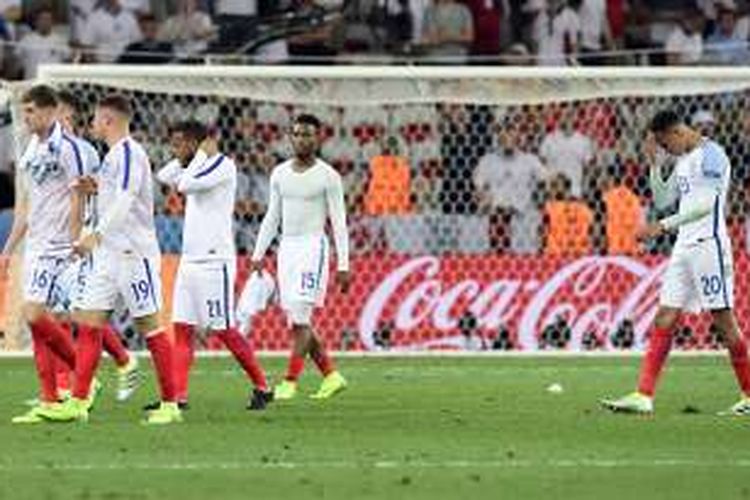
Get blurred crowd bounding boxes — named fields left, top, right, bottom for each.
left=0, top=0, right=747, bottom=79
left=100, top=91, right=749, bottom=258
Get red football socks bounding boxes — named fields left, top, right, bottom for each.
left=173, top=322, right=195, bottom=402
left=102, top=324, right=129, bottom=367
left=30, top=314, right=75, bottom=370
left=311, top=346, right=335, bottom=377
left=217, top=328, right=267, bottom=391
left=637, top=326, right=673, bottom=397
left=285, top=354, right=305, bottom=382
left=145, top=329, right=176, bottom=402
left=31, top=329, right=57, bottom=403
left=71, top=324, right=103, bottom=400
left=53, top=321, right=73, bottom=394
left=727, top=336, right=750, bottom=396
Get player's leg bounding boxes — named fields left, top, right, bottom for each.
left=22, top=255, right=76, bottom=371
left=12, top=302, right=59, bottom=424
left=601, top=253, right=689, bottom=414
left=309, top=331, right=347, bottom=400
left=275, top=304, right=314, bottom=400
left=125, top=256, right=180, bottom=424
left=147, top=260, right=197, bottom=410
left=203, top=261, right=270, bottom=408
left=171, top=322, right=195, bottom=408
left=51, top=317, right=72, bottom=400
left=712, top=309, right=750, bottom=415
left=102, top=323, right=140, bottom=402
left=13, top=254, right=77, bottom=423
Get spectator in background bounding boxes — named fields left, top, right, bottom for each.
left=602, top=162, right=643, bottom=255
left=16, top=7, right=70, bottom=79
left=534, top=0, right=581, bottom=66
left=501, top=42, right=535, bottom=64
left=121, top=0, right=152, bottom=16
left=421, top=0, right=474, bottom=62
left=577, top=0, right=613, bottom=65
left=364, top=136, right=412, bottom=215
left=214, top=0, right=256, bottom=51
left=160, top=0, right=217, bottom=57
left=704, top=0, right=750, bottom=64
left=0, top=100, right=13, bottom=209
left=691, top=109, right=716, bottom=136
left=539, top=105, right=595, bottom=198
left=0, top=0, right=20, bottom=36
left=462, top=0, right=502, bottom=61
left=381, top=0, right=414, bottom=53
left=287, top=0, right=339, bottom=62
left=439, top=103, right=489, bottom=215
left=543, top=173, right=594, bottom=256
left=118, top=14, right=174, bottom=63
left=473, top=122, right=547, bottom=252
left=80, top=0, right=142, bottom=62
left=664, top=5, right=704, bottom=65
left=70, top=0, right=96, bottom=44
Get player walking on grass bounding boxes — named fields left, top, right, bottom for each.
left=251, top=114, right=350, bottom=401
left=38, top=94, right=180, bottom=425
left=601, top=110, right=750, bottom=415
left=54, top=90, right=141, bottom=403
left=4, top=86, right=84, bottom=424
left=154, top=121, right=272, bottom=411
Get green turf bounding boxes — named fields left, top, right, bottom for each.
left=1, top=356, right=750, bottom=500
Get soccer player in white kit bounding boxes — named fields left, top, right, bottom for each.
left=155, top=120, right=272, bottom=411
left=3, top=86, right=81, bottom=424
left=38, top=94, right=180, bottom=425
left=601, top=110, right=750, bottom=415
left=252, top=114, right=350, bottom=401
left=53, top=90, right=141, bottom=403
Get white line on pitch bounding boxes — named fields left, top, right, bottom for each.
left=1, top=459, right=750, bottom=471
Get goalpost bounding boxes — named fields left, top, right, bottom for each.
left=0, top=65, right=748, bottom=353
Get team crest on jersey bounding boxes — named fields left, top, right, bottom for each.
left=25, top=146, right=62, bottom=185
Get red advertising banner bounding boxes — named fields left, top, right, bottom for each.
left=238, top=253, right=749, bottom=352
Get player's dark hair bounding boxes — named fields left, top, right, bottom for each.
left=21, top=85, right=57, bottom=108
left=56, top=90, right=80, bottom=113
left=649, top=110, right=682, bottom=133
left=97, top=94, right=132, bottom=119
left=170, top=120, right=208, bottom=143
left=293, top=113, right=322, bottom=130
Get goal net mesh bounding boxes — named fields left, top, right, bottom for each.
left=1, top=67, right=748, bottom=352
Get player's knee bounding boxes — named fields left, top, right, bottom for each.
left=22, top=302, right=45, bottom=323
left=71, top=309, right=109, bottom=328
left=654, top=308, right=679, bottom=330
left=134, top=314, right=161, bottom=336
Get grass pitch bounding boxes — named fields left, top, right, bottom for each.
left=1, top=355, right=749, bottom=500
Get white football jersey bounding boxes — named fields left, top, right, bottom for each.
left=19, top=121, right=84, bottom=253
left=252, top=158, right=349, bottom=271
left=157, top=150, right=236, bottom=260
left=68, top=135, right=101, bottom=230
left=96, top=136, right=160, bottom=256
left=672, top=139, right=731, bottom=249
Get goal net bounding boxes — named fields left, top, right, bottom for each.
left=1, top=66, right=748, bottom=352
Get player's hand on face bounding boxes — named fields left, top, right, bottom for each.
left=635, top=221, right=665, bottom=241
left=336, top=270, right=351, bottom=294
left=199, top=136, right=219, bottom=157
left=73, top=232, right=99, bottom=257
left=643, top=132, right=659, bottom=164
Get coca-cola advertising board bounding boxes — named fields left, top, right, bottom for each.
left=239, top=253, right=750, bottom=352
